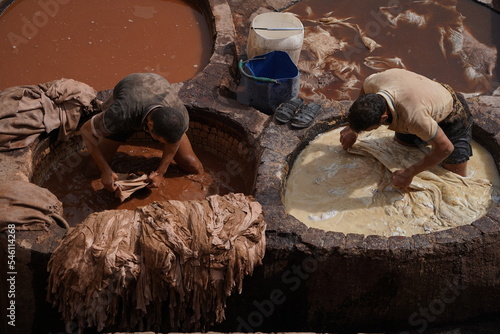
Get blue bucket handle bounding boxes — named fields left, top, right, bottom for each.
left=238, top=58, right=281, bottom=84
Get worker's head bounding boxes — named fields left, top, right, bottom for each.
left=348, top=93, right=388, bottom=132
left=146, top=107, right=188, bottom=144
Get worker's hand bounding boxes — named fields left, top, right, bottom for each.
left=340, top=126, right=358, bottom=150
left=101, top=170, right=119, bottom=192
left=147, top=171, right=163, bottom=188
left=391, top=169, right=414, bottom=189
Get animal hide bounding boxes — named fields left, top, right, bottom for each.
left=0, top=78, right=97, bottom=151
left=47, top=193, right=266, bottom=333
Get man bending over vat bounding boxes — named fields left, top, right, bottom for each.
left=340, top=68, right=473, bottom=188
left=81, top=73, right=204, bottom=192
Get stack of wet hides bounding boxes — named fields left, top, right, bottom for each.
left=47, top=193, right=266, bottom=333
left=0, top=78, right=97, bottom=151
left=0, top=181, right=69, bottom=232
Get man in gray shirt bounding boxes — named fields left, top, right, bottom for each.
left=81, top=73, right=203, bottom=191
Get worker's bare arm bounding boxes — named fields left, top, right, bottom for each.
left=391, top=127, right=454, bottom=188
left=80, top=118, right=119, bottom=191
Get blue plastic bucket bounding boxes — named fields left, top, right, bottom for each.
left=239, top=50, right=300, bottom=115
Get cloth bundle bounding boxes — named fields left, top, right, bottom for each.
left=0, top=180, right=69, bottom=232
left=114, top=173, right=150, bottom=202
left=0, top=78, right=97, bottom=151
left=47, top=193, right=266, bottom=333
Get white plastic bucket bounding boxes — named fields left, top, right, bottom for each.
left=247, top=12, right=304, bottom=65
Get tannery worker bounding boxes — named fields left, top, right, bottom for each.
left=81, top=73, right=204, bottom=192
left=340, top=68, right=473, bottom=188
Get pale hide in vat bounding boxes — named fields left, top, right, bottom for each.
left=348, top=130, right=494, bottom=230
left=285, top=127, right=498, bottom=236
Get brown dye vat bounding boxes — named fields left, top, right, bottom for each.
left=0, top=0, right=212, bottom=90
left=40, top=141, right=248, bottom=227
left=288, top=0, right=500, bottom=100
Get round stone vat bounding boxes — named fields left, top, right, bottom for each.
left=31, top=106, right=258, bottom=220
left=1, top=104, right=261, bottom=334
left=229, top=98, right=500, bottom=333
left=0, top=0, right=214, bottom=90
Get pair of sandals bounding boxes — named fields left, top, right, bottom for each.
left=274, top=97, right=321, bottom=128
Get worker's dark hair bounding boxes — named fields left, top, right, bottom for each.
left=348, top=93, right=387, bottom=132
left=149, top=107, right=188, bottom=144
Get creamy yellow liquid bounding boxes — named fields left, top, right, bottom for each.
left=285, top=127, right=499, bottom=236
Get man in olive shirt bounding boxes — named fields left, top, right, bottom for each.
left=81, top=73, right=203, bottom=191
left=340, top=68, right=473, bottom=188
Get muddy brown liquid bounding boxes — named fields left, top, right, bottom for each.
left=0, top=0, right=212, bottom=90
left=287, top=0, right=500, bottom=100
left=42, top=142, right=248, bottom=226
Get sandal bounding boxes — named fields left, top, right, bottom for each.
left=291, top=102, right=322, bottom=128
left=274, top=97, right=304, bottom=123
